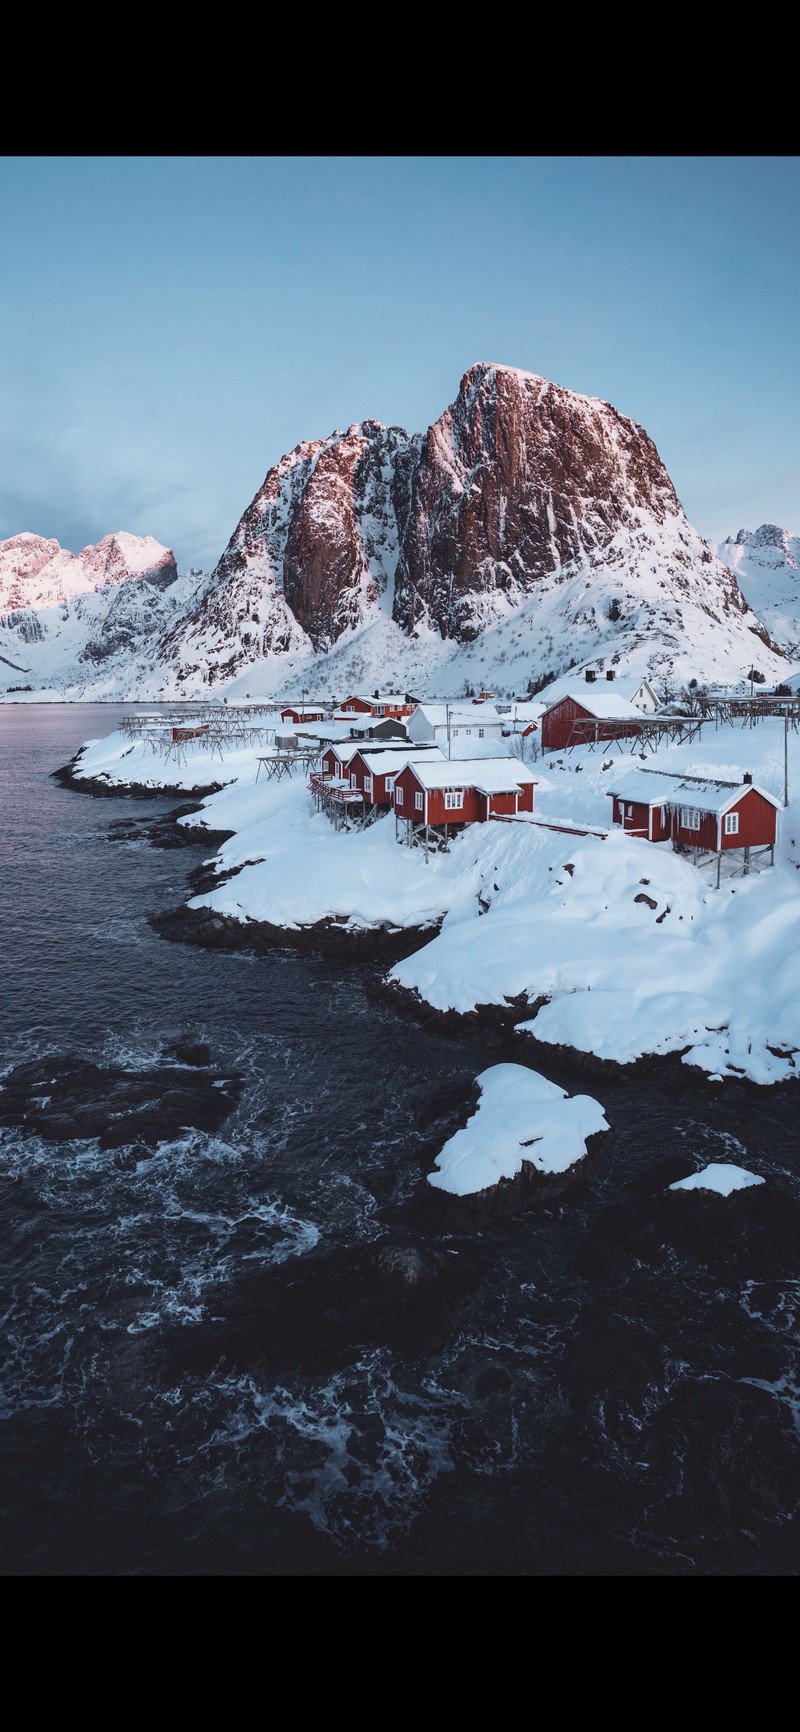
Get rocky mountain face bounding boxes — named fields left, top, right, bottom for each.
left=158, top=361, right=784, bottom=693
left=2, top=368, right=791, bottom=698
left=159, top=423, right=409, bottom=683
left=717, top=525, right=800, bottom=659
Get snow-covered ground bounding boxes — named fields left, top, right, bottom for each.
left=72, top=713, right=800, bottom=1085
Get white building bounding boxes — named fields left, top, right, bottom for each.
left=407, top=703, right=505, bottom=752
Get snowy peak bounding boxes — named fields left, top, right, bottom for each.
left=78, top=533, right=178, bottom=591
left=0, top=530, right=177, bottom=619
left=717, top=524, right=800, bottom=657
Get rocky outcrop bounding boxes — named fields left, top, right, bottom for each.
left=160, top=421, right=408, bottom=681
left=393, top=363, right=758, bottom=642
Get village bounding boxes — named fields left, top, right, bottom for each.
left=71, top=668, right=800, bottom=1088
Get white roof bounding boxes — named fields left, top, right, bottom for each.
left=501, top=702, right=546, bottom=723
left=545, top=689, right=644, bottom=720
left=538, top=670, right=657, bottom=705
left=609, top=773, right=781, bottom=815
left=357, top=747, right=445, bottom=772
left=609, top=675, right=657, bottom=701
left=414, top=703, right=503, bottom=726
left=405, top=756, right=537, bottom=791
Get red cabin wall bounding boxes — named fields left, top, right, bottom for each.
left=721, top=791, right=777, bottom=849
left=612, top=796, right=649, bottom=835
left=672, top=810, right=718, bottom=852
left=426, top=787, right=480, bottom=825
left=541, top=697, right=592, bottom=750
left=488, top=791, right=520, bottom=818
left=542, top=697, right=642, bottom=750
left=517, top=781, right=535, bottom=814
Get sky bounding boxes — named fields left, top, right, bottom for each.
left=1, top=156, right=798, bottom=573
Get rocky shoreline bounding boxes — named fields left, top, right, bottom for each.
left=56, top=763, right=795, bottom=1106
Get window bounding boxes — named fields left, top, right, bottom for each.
left=415, top=791, right=423, bottom=811
left=444, top=790, right=464, bottom=810
left=478, top=727, right=484, bottom=738
left=385, top=776, right=395, bottom=794
left=350, top=773, right=357, bottom=788
left=724, top=811, right=739, bottom=835
left=395, top=785, right=403, bottom=805
left=680, top=807, right=702, bottom=831
left=364, top=776, right=372, bottom=794
left=626, top=804, right=634, bottom=818
left=376, top=705, right=385, bottom=716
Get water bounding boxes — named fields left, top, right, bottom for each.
left=1, top=705, right=799, bottom=1576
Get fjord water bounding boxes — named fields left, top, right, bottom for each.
left=1, top=705, right=799, bottom=1576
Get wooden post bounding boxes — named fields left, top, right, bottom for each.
left=716, top=851, right=721, bottom=889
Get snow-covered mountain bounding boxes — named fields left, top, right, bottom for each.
left=0, top=532, right=205, bottom=692
left=716, top=525, right=800, bottom=659
left=1, top=367, right=791, bottom=700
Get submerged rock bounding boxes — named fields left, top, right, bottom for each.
left=0, top=1053, right=241, bottom=1148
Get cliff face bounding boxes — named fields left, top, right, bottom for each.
left=2, top=366, right=790, bottom=699
left=160, top=422, right=409, bottom=683
left=393, top=363, right=740, bottom=640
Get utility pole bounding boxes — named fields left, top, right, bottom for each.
left=785, top=710, right=789, bottom=809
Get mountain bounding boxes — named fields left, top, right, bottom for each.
left=0, top=532, right=202, bottom=692
left=716, top=525, right=800, bottom=659
left=1, top=367, right=790, bottom=700
left=154, top=363, right=786, bottom=700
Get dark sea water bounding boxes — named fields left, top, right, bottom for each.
left=1, top=704, right=799, bottom=1576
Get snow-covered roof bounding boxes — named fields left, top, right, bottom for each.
left=608, top=773, right=782, bottom=815
left=405, top=756, right=537, bottom=791
left=501, top=702, right=547, bottom=723
left=614, top=675, right=657, bottom=699
left=414, top=703, right=503, bottom=726
left=545, top=690, right=644, bottom=720
left=357, top=747, right=445, bottom=772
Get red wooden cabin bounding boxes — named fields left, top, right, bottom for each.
left=541, top=692, right=645, bottom=751
left=281, top=706, right=325, bottom=724
left=608, top=773, right=780, bottom=857
left=347, top=747, right=444, bottom=807
left=392, top=758, right=536, bottom=827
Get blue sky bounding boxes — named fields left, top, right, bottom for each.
left=1, top=156, right=798, bottom=572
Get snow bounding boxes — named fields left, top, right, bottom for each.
left=427, top=1064, right=609, bottom=1196
left=668, top=1162, right=765, bottom=1197
left=404, top=756, right=536, bottom=791
left=70, top=710, right=800, bottom=1086
left=545, top=690, right=646, bottom=721
left=607, top=771, right=781, bottom=815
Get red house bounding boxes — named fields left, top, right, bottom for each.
left=608, top=773, right=780, bottom=867
left=541, top=691, right=645, bottom=751
left=339, top=693, right=416, bottom=719
left=347, top=747, right=444, bottom=808
left=318, top=742, right=364, bottom=782
left=392, top=757, right=536, bottom=830
left=281, top=705, right=325, bottom=724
